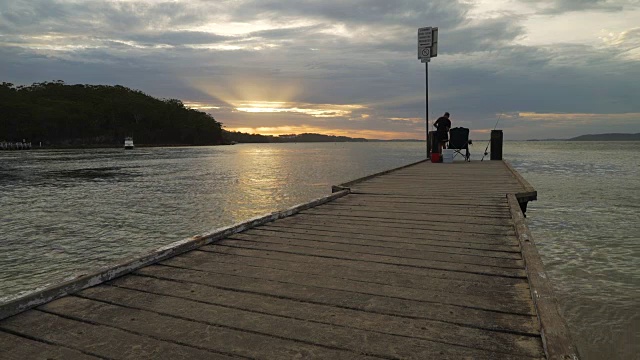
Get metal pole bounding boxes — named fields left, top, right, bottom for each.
left=425, top=61, right=429, bottom=159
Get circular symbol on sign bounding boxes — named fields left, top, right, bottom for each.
left=421, top=48, right=430, bottom=57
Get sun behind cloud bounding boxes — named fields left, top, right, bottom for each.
left=235, top=101, right=365, bottom=118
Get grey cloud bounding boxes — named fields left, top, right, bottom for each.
left=442, top=18, right=526, bottom=54
left=247, top=25, right=326, bottom=41
left=518, top=0, right=636, bottom=14
left=227, top=0, right=469, bottom=26
left=0, top=0, right=212, bottom=36
left=127, top=31, right=233, bottom=46
left=241, top=14, right=527, bottom=63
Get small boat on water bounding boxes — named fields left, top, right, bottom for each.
left=124, top=137, right=134, bottom=150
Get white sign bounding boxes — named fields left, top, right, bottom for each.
left=418, top=27, right=433, bottom=47
left=418, top=27, right=438, bottom=60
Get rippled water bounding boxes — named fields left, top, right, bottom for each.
left=507, top=141, right=639, bottom=360
left=0, top=141, right=637, bottom=359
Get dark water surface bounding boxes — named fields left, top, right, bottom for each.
left=1, top=141, right=637, bottom=359
left=507, top=141, right=639, bottom=360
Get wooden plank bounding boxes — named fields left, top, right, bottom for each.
left=264, top=219, right=516, bottom=238
left=38, top=296, right=369, bottom=360
left=208, top=242, right=526, bottom=278
left=0, top=310, right=233, bottom=359
left=274, top=213, right=515, bottom=233
left=160, top=253, right=534, bottom=314
left=301, top=207, right=513, bottom=225
left=340, top=194, right=510, bottom=206
left=328, top=196, right=512, bottom=207
left=236, top=229, right=524, bottom=257
left=352, top=188, right=523, bottom=196
left=330, top=195, right=512, bottom=209
left=242, top=227, right=522, bottom=253
left=199, top=246, right=527, bottom=285
left=220, top=235, right=524, bottom=268
left=133, top=265, right=540, bottom=335
left=164, top=250, right=529, bottom=297
left=261, top=219, right=518, bottom=246
left=105, top=275, right=545, bottom=358
left=352, top=187, right=519, bottom=195
left=322, top=203, right=513, bottom=218
left=0, top=330, right=101, bottom=360
left=74, top=286, right=533, bottom=360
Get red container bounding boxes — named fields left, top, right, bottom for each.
left=430, top=153, right=441, bottom=163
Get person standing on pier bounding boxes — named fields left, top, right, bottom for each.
left=434, top=112, right=451, bottom=153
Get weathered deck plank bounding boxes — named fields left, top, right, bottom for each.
left=221, top=235, right=524, bottom=267
left=231, top=230, right=523, bottom=258
left=133, top=265, right=539, bottom=335
left=165, top=250, right=529, bottom=296
left=199, top=246, right=528, bottom=285
left=0, top=310, right=235, bottom=359
left=241, top=227, right=521, bottom=251
left=158, top=255, right=534, bottom=314
left=0, top=160, right=574, bottom=359
left=70, top=287, right=528, bottom=360
left=103, top=275, right=544, bottom=358
left=0, top=331, right=101, bottom=360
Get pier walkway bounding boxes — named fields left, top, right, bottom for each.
left=0, top=160, right=577, bottom=359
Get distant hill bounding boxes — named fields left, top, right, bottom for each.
left=223, top=131, right=424, bottom=143
left=223, top=131, right=369, bottom=143
left=279, top=133, right=368, bottom=142
left=568, top=133, right=640, bottom=141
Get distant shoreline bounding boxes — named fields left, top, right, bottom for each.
left=18, top=140, right=427, bottom=150
left=18, top=143, right=231, bottom=150
left=527, top=133, right=640, bottom=141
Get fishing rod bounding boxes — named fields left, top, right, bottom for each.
left=481, top=113, right=502, bottom=161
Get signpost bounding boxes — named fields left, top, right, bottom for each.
left=418, top=27, right=438, bottom=158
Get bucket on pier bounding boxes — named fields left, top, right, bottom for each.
left=442, top=149, right=454, bottom=163
left=430, top=152, right=441, bottom=163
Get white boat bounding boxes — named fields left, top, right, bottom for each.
left=124, top=137, right=134, bottom=149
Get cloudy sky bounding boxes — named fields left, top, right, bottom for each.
left=1, top=0, right=639, bottom=139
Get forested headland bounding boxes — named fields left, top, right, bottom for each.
left=0, top=81, right=372, bottom=147
left=0, top=81, right=224, bottom=147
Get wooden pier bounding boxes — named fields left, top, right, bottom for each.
left=0, top=160, right=578, bottom=359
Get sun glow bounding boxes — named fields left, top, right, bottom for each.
left=235, top=101, right=364, bottom=118
left=183, top=101, right=221, bottom=110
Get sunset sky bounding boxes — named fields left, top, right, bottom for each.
left=1, top=0, right=639, bottom=139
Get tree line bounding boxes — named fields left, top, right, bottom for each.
left=0, top=81, right=224, bottom=146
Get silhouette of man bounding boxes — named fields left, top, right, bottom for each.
left=434, top=112, right=451, bottom=153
